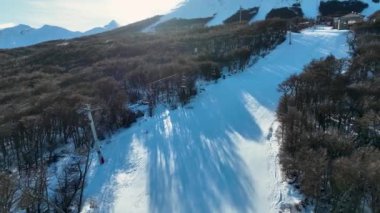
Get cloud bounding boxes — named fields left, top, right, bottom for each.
left=0, top=22, right=16, bottom=29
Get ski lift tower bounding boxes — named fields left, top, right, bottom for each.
left=79, top=104, right=105, bottom=164
left=288, top=23, right=292, bottom=45
left=181, top=73, right=188, bottom=94
left=239, top=6, right=243, bottom=23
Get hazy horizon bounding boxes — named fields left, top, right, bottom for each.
left=0, top=0, right=185, bottom=31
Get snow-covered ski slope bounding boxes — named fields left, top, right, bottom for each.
left=362, top=0, right=380, bottom=16
left=155, top=0, right=314, bottom=27
left=155, top=0, right=378, bottom=27
left=82, top=27, right=349, bottom=213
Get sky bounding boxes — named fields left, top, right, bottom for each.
left=0, top=0, right=185, bottom=31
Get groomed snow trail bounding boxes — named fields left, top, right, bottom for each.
left=82, top=27, right=349, bottom=213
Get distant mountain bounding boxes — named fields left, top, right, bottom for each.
left=0, top=20, right=119, bottom=49
left=83, top=20, right=119, bottom=36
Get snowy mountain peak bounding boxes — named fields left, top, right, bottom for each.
left=83, top=20, right=120, bottom=36
left=40, top=24, right=57, bottom=29
left=104, top=20, right=119, bottom=29
left=12, top=24, right=32, bottom=30
left=40, top=24, right=64, bottom=29
left=0, top=21, right=119, bottom=49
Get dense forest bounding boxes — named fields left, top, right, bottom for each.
left=2, top=1, right=379, bottom=211
left=0, top=18, right=289, bottom=212
left=319, top=0, right=369, bottom=16
left=266, top=6, right=304, bottom=20
left=277, top=18, right=380, bottom=212
left=223, top=7, right=259, bottom=24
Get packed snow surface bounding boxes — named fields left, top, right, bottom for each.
left=82, top=26, right=349, bottom=213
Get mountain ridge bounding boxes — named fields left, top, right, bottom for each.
left=0, top=20, right=119, bottom=49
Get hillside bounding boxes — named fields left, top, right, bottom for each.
left=0, top=19, right=289, bottom=212
left=82, top=26, right=349, bottom=213
left=2, top=0, right=378, bottom=49
left=0, top=1, right=379, bottom=212
left=152, top=0, right=379, bottom=28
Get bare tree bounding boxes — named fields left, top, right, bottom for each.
left=0, top=172, right=18, bottom=213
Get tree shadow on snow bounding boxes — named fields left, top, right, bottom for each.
left=144, top=107, right=261, bottom=213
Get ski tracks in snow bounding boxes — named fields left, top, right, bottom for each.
left=83, top=27, right=349, bottom=213
left=82, top=136, right=149, bottom=213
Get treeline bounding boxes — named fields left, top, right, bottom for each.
left=277, top=20, right=380, bottom=212
left=155, top=17, right=213, bottom=32
left=319, top=0, right=369, bottom=16
left=0, top=19, right=288, bottom=212
left=266, top=7, right=304, bottom=20
left=223, top=7, right=259, bottom=24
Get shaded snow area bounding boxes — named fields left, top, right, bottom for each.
left=82, top=27, right=349, bottom=213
